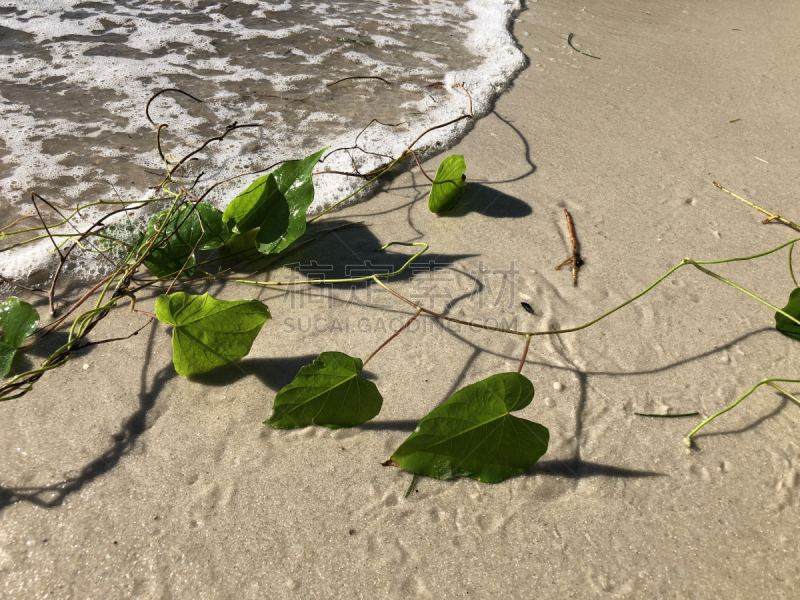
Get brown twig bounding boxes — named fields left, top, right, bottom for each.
left=406, top=114, right=472, bottom=153
left=0, top=275, right=45, bottom=294
left=145, top=88, right=204, bottom=129
left=362, top=308, right=422, bottom=367
left=34, top=273, right=115, bottom=339
left=165, top=191, right=205, bottom=294
left=555, top=209, right=582, bottom=286
left=713, top=182, right=800, bottom=231
left=0, top=210, right=37, bottom=233
left=327, top=76, right=392, bottom=88
left=30, top=193, right=64, bottom=315
left=405, top=148, right=434, bottom=183
left=196, top=159, right=296, bottom=202
left=451, top=83, right=474, bottom=118
left=372, top=276, right=525, bottom=336
left=517, top=335, right=531, bottom=374
left=74, top=316, right=154, bottom=350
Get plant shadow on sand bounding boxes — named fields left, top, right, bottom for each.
left=438, top=182, right=532, bottom=219
left=0, top=326, right=177, bottom=511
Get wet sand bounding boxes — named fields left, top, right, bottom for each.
left=2, top=1, right=800, bottom=597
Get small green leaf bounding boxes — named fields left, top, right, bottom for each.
left=0, top=297, right=39, bottom=377
left=266, top=351, right=383, bottom=429
left=223, top=148, right=327, bottom=255
left=428, top=154, right=466, bottom=213
left=776, top=287, right=800, bottom=341
left=144, top=203, right=230, bottom=278
left=222, top=173, right=288, bottom=235
left=385, top=373, right=549, bottom=483
left=155, top=292, right=271, bottom=376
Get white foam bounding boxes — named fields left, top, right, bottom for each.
left=0, top=0, right=524, bottom=281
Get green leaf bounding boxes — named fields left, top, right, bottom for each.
left=0, top=297, right=39, bottom=377
left=144, top=203, right=230, bottom=278
left=776, top=287, right=800, bottom=341
left=221, top=173, right=289, bottom=235
left=222, top=148, right=327, bottom=255
left=385, top=373, right=549, bottom=483
left=155, top=292, right=271, bottom=376
left=265, top=351, right=383, bottom=429
left=428, top=154, right=466, bottom=213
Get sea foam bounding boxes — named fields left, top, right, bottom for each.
left=0, top=0, right=524, bottom=281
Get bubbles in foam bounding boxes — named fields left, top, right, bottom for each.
left=0, top=0, right=524, bottom=281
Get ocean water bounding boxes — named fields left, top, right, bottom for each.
left=0, top=0, right=524, bottom=280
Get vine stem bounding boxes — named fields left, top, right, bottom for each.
left=308, top=84, right=473, bottom=224
left=230, top=241, right=428, bottom=287
left=685, top=378, right=800, bottom=445
left=368, top=239, right=800, bottom=338
left=713, top=182, right=800, bottom=231
left=517, top=335, right=531, bottom=374
left=362, top=308, right=422, bottom=367
left=405, top=473, right=419, bottom=498
left=307, top=153, right=406, bottom=224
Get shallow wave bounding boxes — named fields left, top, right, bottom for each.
left=0, top=0, right=524, bottom=279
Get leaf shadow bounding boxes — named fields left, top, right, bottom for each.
left=438, top=183, right=532, bottom=219
left=356, top=419, right=418, bottom=432
left=188, top=354, right=318, bottom=391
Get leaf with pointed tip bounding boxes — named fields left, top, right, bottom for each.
left=222, top=173, right=289, bottom=236
left=144, top=203, right=230, bottom=277
left=265, top=351, right=383, bottom=429
left=222, top=148, right=327, bottom=255
left=776, top=287, right=800, bottom=342
left=155, top=292, right=270, bottom=376
left=384, top=373, right=549, bottom=483
left=0, top=297, right=39, bottom=377
left=428, top=154, right=466, bottom=213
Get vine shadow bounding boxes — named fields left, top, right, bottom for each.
left=0, top=325, right=175, bottom=511
left=526, top=458, right=663, bottom=479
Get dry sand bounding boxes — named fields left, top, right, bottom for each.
left=3, top=0, right=800, bottom=597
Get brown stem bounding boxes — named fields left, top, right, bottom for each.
left=145, top=88, right=204, bottom=129
left=517, top=335, right=531, bottom=374
left=373, top=276, right=525, bottom=335
left=406, top=114, right=472, bottom=153
left=362, top=308, right=422, bottom=367
left=74, top=316, right=154, bottom=350
left=406, top=149, right=434, bottom=183
left=0, top=275, right=45, bottom=294
left=713, top=182, right=800, bottom=231
left=451, top=83, right=474, bottom=118
left=555, top=209, right=582, bottom=286
left=327, top=76, right=392, bottom=88
left=30, top=193, right=64, bottom=315
left=35, top=273, right=115, bottom=339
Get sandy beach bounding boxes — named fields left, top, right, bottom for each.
left=3, top=0, right=800, bottom=597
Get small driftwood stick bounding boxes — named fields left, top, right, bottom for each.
left=555, top=209, right=582, bottom=286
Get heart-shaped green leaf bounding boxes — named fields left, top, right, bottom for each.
left=155, top=292, right=271, bottom=376
left=0, top=297, right=39, bottom=377
left=223, top=148, right=327, bottom=255
left=222, top=173, right=288, bottom=236
left=776, top=287, right=800, bottom=341
left=144, top=202, right=230, bottom=278
left=428, top=154, right=466, bottom=213
left=265, top=351, right=383, bottom=429
left=385, top=372, right=549, bottom=483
